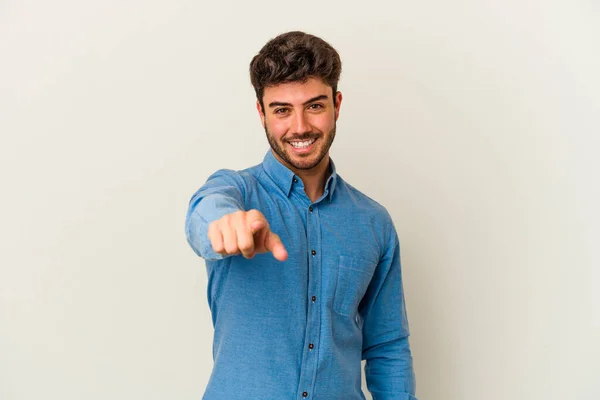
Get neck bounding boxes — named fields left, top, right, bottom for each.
left=297, top=158, right=331, bottom=203
left=273, top=151, right=331, bottom=203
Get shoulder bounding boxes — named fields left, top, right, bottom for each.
left=335, top=175, right=397, bottom=244
left=334, top=175, right=397, bottom=258
left=337, top=176, right=393, bottom=221
left=202, top=163, right=264, bottom=194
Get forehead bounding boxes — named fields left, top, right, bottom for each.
left=263, top=77, right=332, bottom=104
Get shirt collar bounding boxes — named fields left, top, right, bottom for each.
left=261, top=150, right=338, bottom=202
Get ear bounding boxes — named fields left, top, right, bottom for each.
left=334, top=91, right=343, bottom=121
left=256, top=100, right=265, bottom=128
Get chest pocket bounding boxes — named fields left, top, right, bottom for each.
left=333, top=255, right=378, bottom=317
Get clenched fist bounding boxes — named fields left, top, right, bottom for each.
left=207, top=209, right=288, bottom=261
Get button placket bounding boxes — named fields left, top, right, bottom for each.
left=297, top=198, right=321, bottom=400
left=307, top=245, right=317, bottom=357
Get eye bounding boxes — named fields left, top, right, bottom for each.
left=274, top=108, right=289, bottom=115
left=308, top=103, right=324, bottom=110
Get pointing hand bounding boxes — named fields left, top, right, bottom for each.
left=207, top=210, right=288, bottom=261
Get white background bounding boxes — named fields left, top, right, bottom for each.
left=1, top=1, right=599, bottom=399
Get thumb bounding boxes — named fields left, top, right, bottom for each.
left=265, top=231, right=288, bottom=262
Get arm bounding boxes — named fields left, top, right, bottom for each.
left=185, top=169, right=288, bottom=261
left=359, top=228, right=418, bottom=400
left=185, top=169, right=245, bottom=261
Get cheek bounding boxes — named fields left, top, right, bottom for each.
left=312, top=114, right=335, bottom=131
left=266, top=118, right=289, bottom=138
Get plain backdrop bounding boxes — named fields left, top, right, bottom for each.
left=1, top=1, right=599, bottom=399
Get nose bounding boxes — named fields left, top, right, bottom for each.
left=292, top=110, right=311, bottom=135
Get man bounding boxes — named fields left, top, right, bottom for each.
left=185, top=31, right=417, bottom=400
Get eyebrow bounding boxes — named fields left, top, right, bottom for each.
left=268, top=94, right=329, bottom=108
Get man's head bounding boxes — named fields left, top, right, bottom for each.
left=250, top=31, right=343, bottom=172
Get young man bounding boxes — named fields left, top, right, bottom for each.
left=185, top=31, right=417, bottom=400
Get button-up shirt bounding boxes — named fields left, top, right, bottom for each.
left=185, top=150, right=417, bottom=400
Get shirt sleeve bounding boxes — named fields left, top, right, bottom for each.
left=359, top=226, right=418, bottom=400
left=185, top=169, right=246, bottom=261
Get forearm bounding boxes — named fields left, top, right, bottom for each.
left=185, top=194, right=243, bottom=260
left=185, top=169, right=245, bottom=260
left=363, top=335, right=417, bottom=400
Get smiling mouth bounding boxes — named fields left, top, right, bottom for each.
left=288, top=138, right=317, bottom=149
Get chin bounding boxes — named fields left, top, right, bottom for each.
left=289, top=154, right=324, bottom=170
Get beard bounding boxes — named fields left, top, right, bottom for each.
left=264, top=121, right=336, bottom=171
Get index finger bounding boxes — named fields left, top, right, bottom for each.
left=264, top=231, right=288, bottom=261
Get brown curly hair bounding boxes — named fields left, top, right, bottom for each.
left=249, top=31, right=342, bottom=111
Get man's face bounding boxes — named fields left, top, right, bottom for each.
left=257, top=77, right=342, bottom=172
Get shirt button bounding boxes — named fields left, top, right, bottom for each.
left=311, top=296, right=316, bottom=302
left=309, top=206, right=313, bottom=212
left=308, top=343, right=314, bottom=349
left=302, top=392, right=308, bottom=398
left=311, top=250, right=316, bottom=256
left=293, top=178, right=298, bottom=183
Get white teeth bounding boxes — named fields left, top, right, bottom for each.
left=289, top=139, right=315, bottom=149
